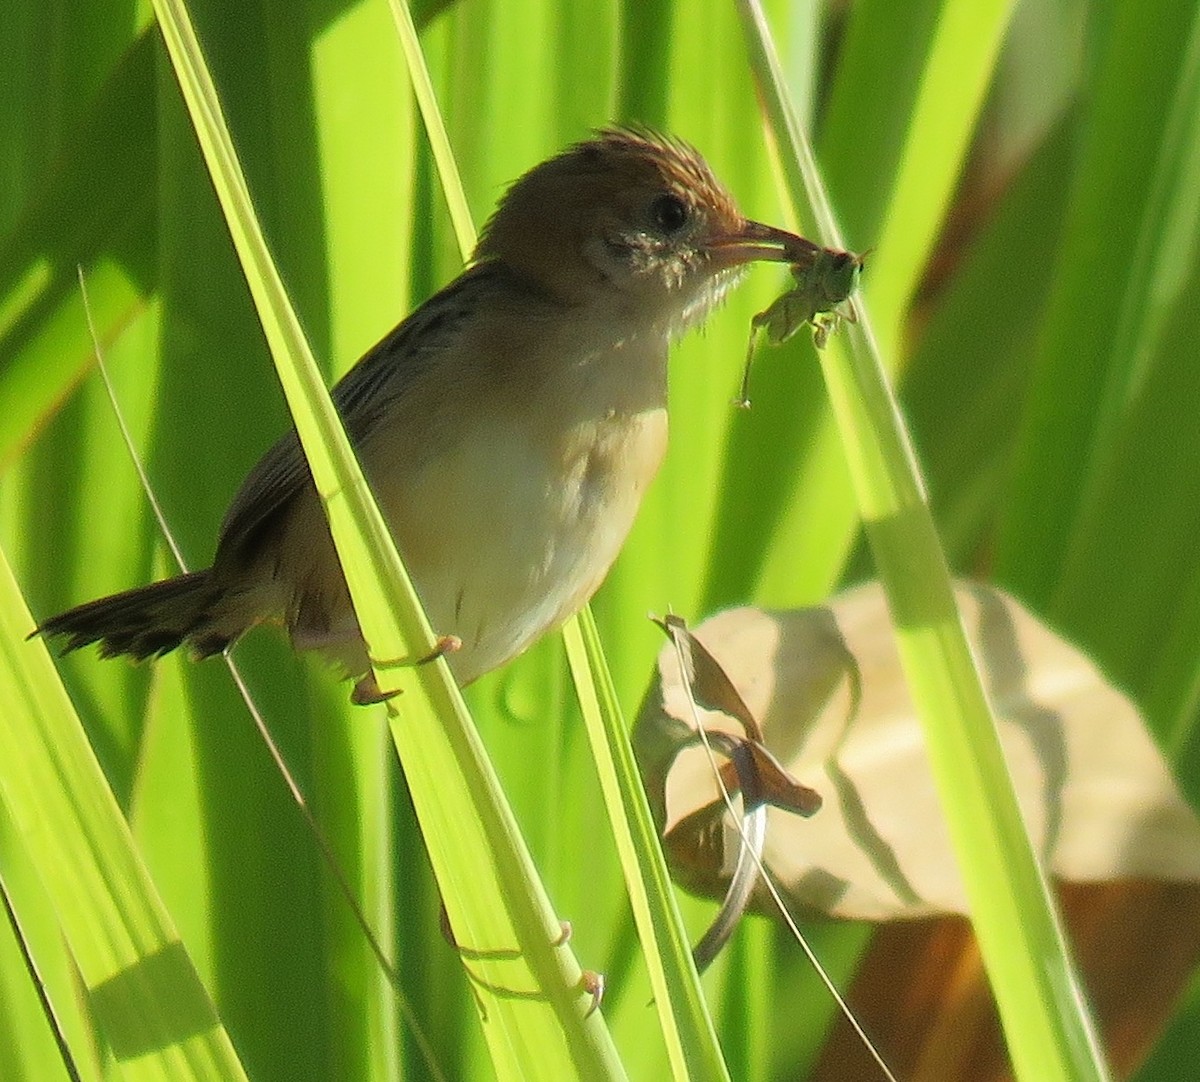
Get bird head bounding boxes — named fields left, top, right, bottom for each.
left=475, top=127, right=811, bottom=337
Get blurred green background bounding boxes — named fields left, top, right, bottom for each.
left=2, top=0, right=1199, bottom=1078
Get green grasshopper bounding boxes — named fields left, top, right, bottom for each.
left=737, top=242, right=865, bottom=407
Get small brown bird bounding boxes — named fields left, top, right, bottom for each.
left=37, top=128, right=808, bottom=703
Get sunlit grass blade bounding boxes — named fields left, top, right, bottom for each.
left=307, top=9, right=416, bottom=1078
left=564, top=610, right=730, bottom=1082
left=845, top=0, right=1017, bottom=360
left=150, top=0, right=625, bottom=1075
left=384, top=0, right=475, bottom=258
left=0, top=840, right=97, bottom=1082
left=0, top=545, right=247, bottom=1080
left=738, top=2, right=1110, bottom=1080
left=753, top=0, right=1018, bottom=602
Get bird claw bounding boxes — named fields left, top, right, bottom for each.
left=370, top=633, right=462, bottom=670
left=580, top=969, right=605, bottom=1017
left=417, top=634, right=462, bottom=665
left=351, top=635, right=463, bottom=704
left=350, top=674, right=402, bottom=706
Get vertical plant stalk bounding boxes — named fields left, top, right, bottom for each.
left=736, top=2, right=1110, bottom=1079
left=384, top=0, right=477, bottom=257
left=564, top=611, right=732, bottom=1082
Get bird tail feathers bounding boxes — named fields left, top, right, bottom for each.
left=33, top=570, right=238, bottom=661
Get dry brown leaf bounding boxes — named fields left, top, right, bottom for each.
left=635, top=581, right=1200, bottom=1077
left=634, top=581, right=1200, bottom=920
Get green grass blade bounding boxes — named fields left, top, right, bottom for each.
left=385, top=0, right=476, bottom=259
left=753, top=0, right=1019, bottom=602
left=564, top=610, right=730, bottom=1082
left=0, top=545, right=247, bottom=1079
left=308, top=8, right=416, bottom=1078
left=738, top=3, right=1110, bottom=1079
left=997, top=0, right=1200, bottom=605
left=855, top=0, right=1016, bottom=359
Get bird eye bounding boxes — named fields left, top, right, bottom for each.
left=650, top=193, right=690, bottom=235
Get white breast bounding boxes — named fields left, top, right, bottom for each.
left=274, top=284, right=674, bottom=685
left=396, top=404, right=666, bottom=683
left=357, top=315, right=672, bottom=684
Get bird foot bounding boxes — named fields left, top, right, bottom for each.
left=350, top=674, right=402, bottom=706
left=351, top=635, right=463, bottom=705
left=417, top=634, right=462, bottom=665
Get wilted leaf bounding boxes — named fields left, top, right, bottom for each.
left=635, top=581, right=1200, bottom=919
left=636, top=581, right=1200, bottom=1076
left=652, top=613, right=823, bottom=820
left=653, top=613, right=764, bottom=740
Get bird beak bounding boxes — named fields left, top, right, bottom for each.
left=705, top=220, right=821, bottom=269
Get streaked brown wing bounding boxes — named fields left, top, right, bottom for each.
left=214, top=264, right=494, bottom=562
